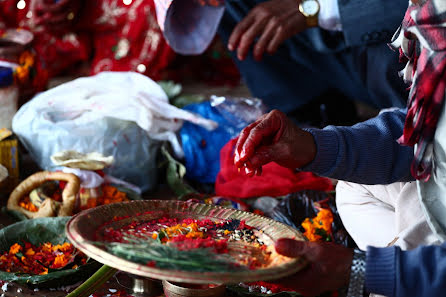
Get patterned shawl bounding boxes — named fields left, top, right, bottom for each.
left=391, top=0, right=446, bottom=181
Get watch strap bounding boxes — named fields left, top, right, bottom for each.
left=305, top=16, right=318, bottom=27
left=347, top=249, right=366, bottom=297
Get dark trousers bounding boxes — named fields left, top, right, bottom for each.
left=218, top=0, right=408, bottom=113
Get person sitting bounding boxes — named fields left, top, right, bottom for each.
left=154, top=0, right=409, bottom=120
left=234, top=0, right=446, bottom=295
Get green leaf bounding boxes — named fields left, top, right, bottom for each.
left=161, top=145, right=197, bottom=197
left=158, top=80, right=182, bottom=99
left=0, top=217, right=101, bottom=287
left=171, top=94, right=206, bottom=108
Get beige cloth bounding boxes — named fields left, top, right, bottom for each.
left=336, top=181, right=441, bottom=251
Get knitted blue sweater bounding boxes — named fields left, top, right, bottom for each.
left=303, top=108, right=446, bottom=296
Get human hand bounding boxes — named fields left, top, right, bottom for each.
left=234, top=109, right=316, bottom=176
left=227, top=0, right=306, bottom=61
left=274, top=238, right=353, bottom=296
left=30, top=0, right=81, bottom=27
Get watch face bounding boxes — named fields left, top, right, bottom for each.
left=302, top=0, right=319, bottom=15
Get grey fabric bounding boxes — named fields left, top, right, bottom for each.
left=418, top=99, right=446, bottom=242
left=338, top=0, right=409, bottom=46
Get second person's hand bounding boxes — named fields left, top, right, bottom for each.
left=227, top=0, right=307, bottom=61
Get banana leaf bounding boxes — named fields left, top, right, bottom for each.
left=0, top=217, right=101, bottom=287
left=161, top=145, right=197, bottom=198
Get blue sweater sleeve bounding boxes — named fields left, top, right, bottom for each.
left=302, top=108, right=414, bottom=184
left=365, top=243, right=446, bottom=297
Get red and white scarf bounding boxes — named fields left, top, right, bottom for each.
left=391, top=0, right=446, bottom=181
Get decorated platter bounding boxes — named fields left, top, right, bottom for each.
left=66, top=200, right=307, bottom=284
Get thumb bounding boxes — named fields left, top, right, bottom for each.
left=249, top=142, right=286, bottom=168
left=275, top=238, right=309, bottom=258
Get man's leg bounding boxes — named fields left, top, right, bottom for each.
left=218, top=0, right=408, bottom=113
left=336, top=181, right=441, bottom=251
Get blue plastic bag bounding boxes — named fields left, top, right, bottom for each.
left=180, top=96, right=266, bottom=183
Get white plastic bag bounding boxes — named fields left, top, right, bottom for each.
left=12, top=72, right=216, bottom=192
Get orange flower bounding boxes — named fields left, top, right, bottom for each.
left=39, top=268, right=48, bottom=275
left=19, top=196, right=38, bottom=212
left=18, top=51, right=35, bottom=67
left=53, top=254, right=69, bottom=269
left=52, top=242, right=72, bottom=253
left=25, top=248, right=35, bottom=256
left=9, top=243, right=21, bottom=254
left=301, top=208, right=334, bottom=242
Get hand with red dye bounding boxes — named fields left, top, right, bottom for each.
left=273, top=238, right=354, bottom=296
left=30, top=0, right=82, bottom=27
left=227, top=0, right=307, bottom=61
left=234, top=109, right=316, bottom=176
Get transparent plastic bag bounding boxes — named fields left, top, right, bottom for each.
left=13, top=72, right=216, bottom=192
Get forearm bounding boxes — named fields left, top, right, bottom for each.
left=302, top=109, right=414, bottom=184
left=365, top=243, right=446, bottom=297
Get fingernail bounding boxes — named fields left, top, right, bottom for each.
left=234, top=151, right=239, bottom=164
left=244, top=166, right=254, bottom=177
left=228, top=44, right=234, bottom=51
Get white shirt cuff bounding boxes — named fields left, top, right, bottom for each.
left=318, top=0, right=343, bottom=31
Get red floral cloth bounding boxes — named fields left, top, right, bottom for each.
left=391, top=0, right=446, bottom=180
left=215, top=138, right=334, bottom=198
left=0, top=0, right=239, bottom=95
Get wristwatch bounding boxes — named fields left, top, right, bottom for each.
left=347, top=249, right=366, bottom=297
left=298, top=0, right=320, bottom=27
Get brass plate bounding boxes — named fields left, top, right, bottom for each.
left=66, top=200, right=306, bottom=284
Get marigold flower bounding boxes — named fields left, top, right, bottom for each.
left=9, top=243, right=21, bottom=254
left=53, top=254, right=69, bottom=268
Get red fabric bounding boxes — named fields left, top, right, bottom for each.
left=215, top=138, right=334, bottom=198
left=392, top=0, right=446, bottom=180
left=0, top=0, right=240, bottom=95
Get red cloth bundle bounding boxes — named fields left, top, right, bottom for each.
left=215, top=138, right=334, bottom=198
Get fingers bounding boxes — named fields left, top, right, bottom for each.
left=253, top=18, right=277, bottom=61
left=246, top=145, right=275, bottom=169
left=234, top=120, right=261, bottom=167
left=228, top=14, right=255, bottom=52
left=275, top=238, right=309, bottom=258
left=267, top=26, right=286, bottom=54
left=236, top=18, right=268, bottom=61
left=234, top=110, right=285, bottom=169
left=239, top=110, right=284, bottom=161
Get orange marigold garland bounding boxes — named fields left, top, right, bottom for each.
left=0, top=241, right=87, bottom=275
